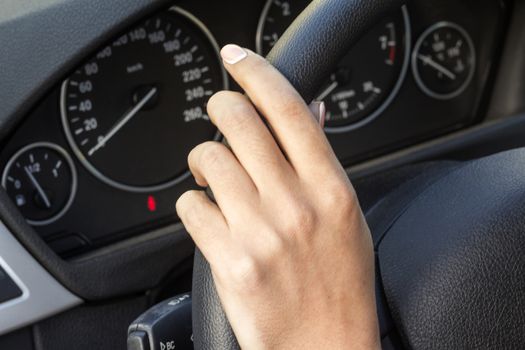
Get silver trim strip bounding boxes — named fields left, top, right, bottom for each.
left=0, top=220, right=81, bottom=336
left=255, top=0, right=273, bottom=56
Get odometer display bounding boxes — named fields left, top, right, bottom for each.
left=62, top=7, right=227, bottom=192
left=257, top=1, right=411, bottom=133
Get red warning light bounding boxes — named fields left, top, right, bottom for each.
left=147, top=195, right=157, bottom=212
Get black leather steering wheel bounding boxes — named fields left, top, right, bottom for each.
left=192, top=0, right=525, bottom=348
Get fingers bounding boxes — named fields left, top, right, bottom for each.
left=188, top=141, right=257, bottom=220
left=207, top=91, right=293, bottom=189
left=176, top=190, right=229, bottom=264
left=219, top=44, right=336, bottom=177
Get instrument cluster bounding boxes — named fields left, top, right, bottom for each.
left=0, top=0, right=506, bottom=257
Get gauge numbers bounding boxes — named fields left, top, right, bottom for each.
left=2, top=143, right=77, bottom=226
left=62, top=7, right=227, bottom=192
left=257, top=1, right=411, bottom=133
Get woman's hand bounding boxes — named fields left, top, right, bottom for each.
left=176, top=44, right=379, bottom=349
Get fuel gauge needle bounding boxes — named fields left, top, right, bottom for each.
left=417, top=54, right=457, bottom=80
left=24, top=167, right=51, bottom=209
left=88, top=87, right=158, bottom=157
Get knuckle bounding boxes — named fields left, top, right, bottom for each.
left=248, top=56, right=271, bottom=74
left=187, top=145, right=200, bottom=166
left=223, top=102, right=255, bottom=132
left=279, top=199, right=317, bottom=237
left=322, top=180, right=358, bottom=214
left=229, top=256, right=264, bottom=291
left=207, top=90, right=240, bottom=116
left=192, top=141, right=228, bottom=169
left=208, top=93, right=255, bottom=132
left=262, top=230, right=288, bottom=260
left=175, top=190, right=193, bottom=213
left=278, top=96, right=307, bottom=119
left=176, top=191, right=203, bottom=231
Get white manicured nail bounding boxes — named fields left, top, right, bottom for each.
left=309, top=101, right=326, bottom=128
left=220, top=44, right=248, bottom=65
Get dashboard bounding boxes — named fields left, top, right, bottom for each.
left=0, top=0, right=508, bottom=258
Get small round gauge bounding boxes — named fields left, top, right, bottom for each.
left=257, top=1, right=411, bottom=133
left=61, top=7, right=227, bottom=193
left=1, top=143, right=77, bottom=226
left=412, top=22, right=476, bottom=100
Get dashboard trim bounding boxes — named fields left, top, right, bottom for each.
left=254, top=0, right=273, bottom=56
left=347, top=113, right=525, bottom=180
left=0, top=220, right=82, bottom=336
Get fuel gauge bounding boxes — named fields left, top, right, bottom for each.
left=2, top=142, right=77, bottom=226
left=412, top=22, right=476, bottom=100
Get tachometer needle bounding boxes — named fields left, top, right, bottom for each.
left=24, top=167, right=51, bottom=209
left=88, top=87, right=158, bottom=157
left=316, top=81, right=339, bottom=101
left=417, top=54, right=456, bottom=81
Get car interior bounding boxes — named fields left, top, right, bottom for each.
left=1, top=0, right=524, bottom=348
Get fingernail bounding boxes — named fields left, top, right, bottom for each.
left=309, top=101, right=326, bottom=128
left=221, top=44, right=248, bottom=65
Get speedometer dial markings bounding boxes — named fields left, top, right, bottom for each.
left=257, top=1, right=411, bottom=133
left=87, top=87, right=158, bottom=157
left=61, top=7, right=227, bottom=192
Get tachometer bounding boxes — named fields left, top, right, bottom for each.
left=61, top=7, right=227, bottom=192
left=257, top=1, right=411, bottom=133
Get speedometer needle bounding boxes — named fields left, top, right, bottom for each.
left=417, top=54, right=457, bottom=80
left=316, top=81, right=339, bottom=101
left=24, top=167, right=51, bottom=209
left=88, top=87, right=158, bottom=157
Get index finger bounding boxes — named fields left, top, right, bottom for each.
left=219, top=44, right=338, bottom=178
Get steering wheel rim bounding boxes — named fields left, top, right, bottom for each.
left=191, top=0, right=405, bottom=348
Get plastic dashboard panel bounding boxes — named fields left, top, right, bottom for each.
left=0, top=218, right=81, bottom=336
left=0, top=0, right=173, bottom=140
left=0, top=0, right=277, bottom=258
left=0, top=0, right=509, bottom=258
left=0, top=0, right=200, bottom=302
left=327, top=0, right=508, bottom=165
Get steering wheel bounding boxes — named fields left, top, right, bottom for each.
left=191, top=0, right=525, bottom=349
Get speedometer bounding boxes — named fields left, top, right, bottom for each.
left=257, top=1, right=411, bottom=133
left=61, top=7, right=227, bottom=192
